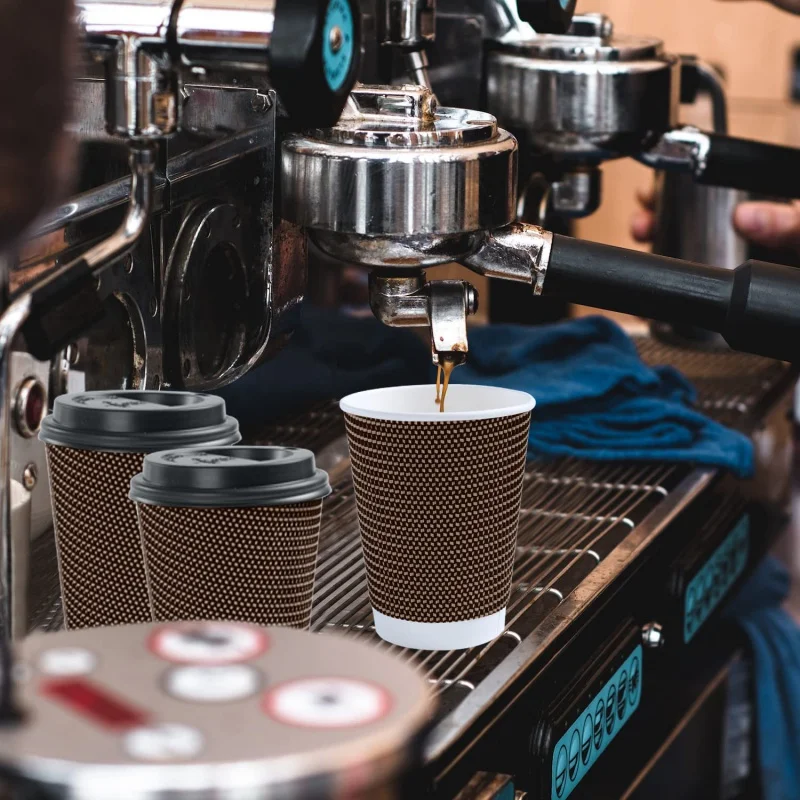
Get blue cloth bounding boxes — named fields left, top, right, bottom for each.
left=454, top=316, right=754, bottom=477
left=726, top=556, right=800, bottom=800
left=217, top=305, right=429, bottom=425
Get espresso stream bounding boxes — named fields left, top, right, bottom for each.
left=434, top=357, right=457, bottom=413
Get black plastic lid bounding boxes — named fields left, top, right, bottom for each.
left=40, top=391, right=241, bottom=453
left=130, top=446, right=332, bottom=508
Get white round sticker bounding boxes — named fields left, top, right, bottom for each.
left=166, top=665, right=261, bottom=703
left=264, top=677, right=391, bottom=729
left=149, top=623, right=268, bottom=665
left=38, top=647, right=97, bottom=677
left=125, top=723, right=203, bottom=762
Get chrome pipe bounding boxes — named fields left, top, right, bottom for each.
left=0, top=143, right=156, bottom=716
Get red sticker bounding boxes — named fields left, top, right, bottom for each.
left=264, top=677, right=392, bottom=730
left=149, top=623, right=269, bottom=665
left=41, top=678, right=151, bottom=731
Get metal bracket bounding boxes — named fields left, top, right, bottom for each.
left=463, top=223, right=553, bottom=296
left=637, top=126, right=712, bottom=178
left=369, top=272, right=477, bottom=364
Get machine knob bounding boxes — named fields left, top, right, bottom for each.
left=516, top=0, right=577, bottom=34
left=270, top=0, right=360, bottom=128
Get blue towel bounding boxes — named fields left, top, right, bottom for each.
left=217, top=306, right=429, bottom=425
left=454, top=316, right=754, bottom=477
left=726, top=556, right=800, bottom=800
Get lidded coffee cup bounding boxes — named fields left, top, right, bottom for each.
left=130, top=446, right=331, bottom=628
left=39, top=391, right=240, bottom=628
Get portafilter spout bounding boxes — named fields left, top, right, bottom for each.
left=369, top=272, right=477, bottom=365
left=283, top=88, right=800, bottom=366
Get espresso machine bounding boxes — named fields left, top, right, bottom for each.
left=3, top=0, right=800, bottom=798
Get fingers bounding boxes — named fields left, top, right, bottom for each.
left=630, top=185, right=657, bottom=243
left=635, top=186, right=657, bottom=211
left=733, top=201, right=800, bottom=249
left=631, top=209, right=656, bottom=243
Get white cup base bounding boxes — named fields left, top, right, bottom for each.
left=372, top=609, right=506, bottom=651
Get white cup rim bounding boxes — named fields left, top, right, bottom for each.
left=340, top=384, right=535, bottom=422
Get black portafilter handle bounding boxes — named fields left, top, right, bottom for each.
left=544, top=235, right=800, bottom=363
left=516, top=0, right=578, bottom=34
left=699, top=134, right=800, bottom=199
left=270, top=0, right=361, bottom=128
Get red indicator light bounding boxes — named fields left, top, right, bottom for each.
left=41, top=678, right=151, bottom=731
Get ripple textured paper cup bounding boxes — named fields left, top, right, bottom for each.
left=130, top=446, right=331, bottom=629
left=40, top=391, right=240, bottom=628
left=341, top=384, right=534, bottom=651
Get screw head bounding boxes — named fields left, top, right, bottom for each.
left=250, top=93, right=271, bottom=113
left=642, top=622, right=664, bottom=649
left=22, top=463, right=38, bottom=491
left=329, top=25, right=343, bottom=53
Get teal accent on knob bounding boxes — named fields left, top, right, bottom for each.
left=323, top=0, right=355, bottom=92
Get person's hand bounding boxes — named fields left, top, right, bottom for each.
left=631, top=187, right=800, bottom=253
left=630, top=187, right=657, bottom=244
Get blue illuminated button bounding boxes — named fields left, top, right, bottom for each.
left=605, top=684, right=616, bottom=734
left=629, top=657, right=641, bottom=705
left=617, top=670, right=628, bottom=720
left=555, top=745, right=568, bottom=797
left=593, top=699, right=605, bottom=749
left=581, top=714, right=593, bottom=765
left=568, top=729, right=581, bottom=780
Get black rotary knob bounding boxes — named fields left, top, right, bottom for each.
left=270, top=0, right=361, bottom=128
left=517, top=0, right=578, bottom=34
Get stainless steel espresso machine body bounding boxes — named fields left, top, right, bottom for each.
left=483, top=9, right=800, bottom=220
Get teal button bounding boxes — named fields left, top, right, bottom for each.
left=495, top=784, right=516, bottom=800
left=323, top=0, right=355, bottom=92
left=683, top=515, right=750, bottom=643
left=551, top=645, right=643, bottom=800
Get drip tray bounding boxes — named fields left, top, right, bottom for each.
left=28, top=336, right=795, bottom=772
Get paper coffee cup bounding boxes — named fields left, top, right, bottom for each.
left=39, top=391, right=240, bottom=628
left=130, top=446, right=331, bottom=628
left=341, top=384, right=534, bottom=650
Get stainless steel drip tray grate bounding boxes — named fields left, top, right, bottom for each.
left=27, top=336, right=794, bottom=768
left=307, top=457, right=678, bottom=708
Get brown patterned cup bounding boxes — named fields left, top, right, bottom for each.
left=341, top=384, right=534, bottom=650
left=130, top=447, right=331, bottom=628
left=39, top=391, right=240, bottom=629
